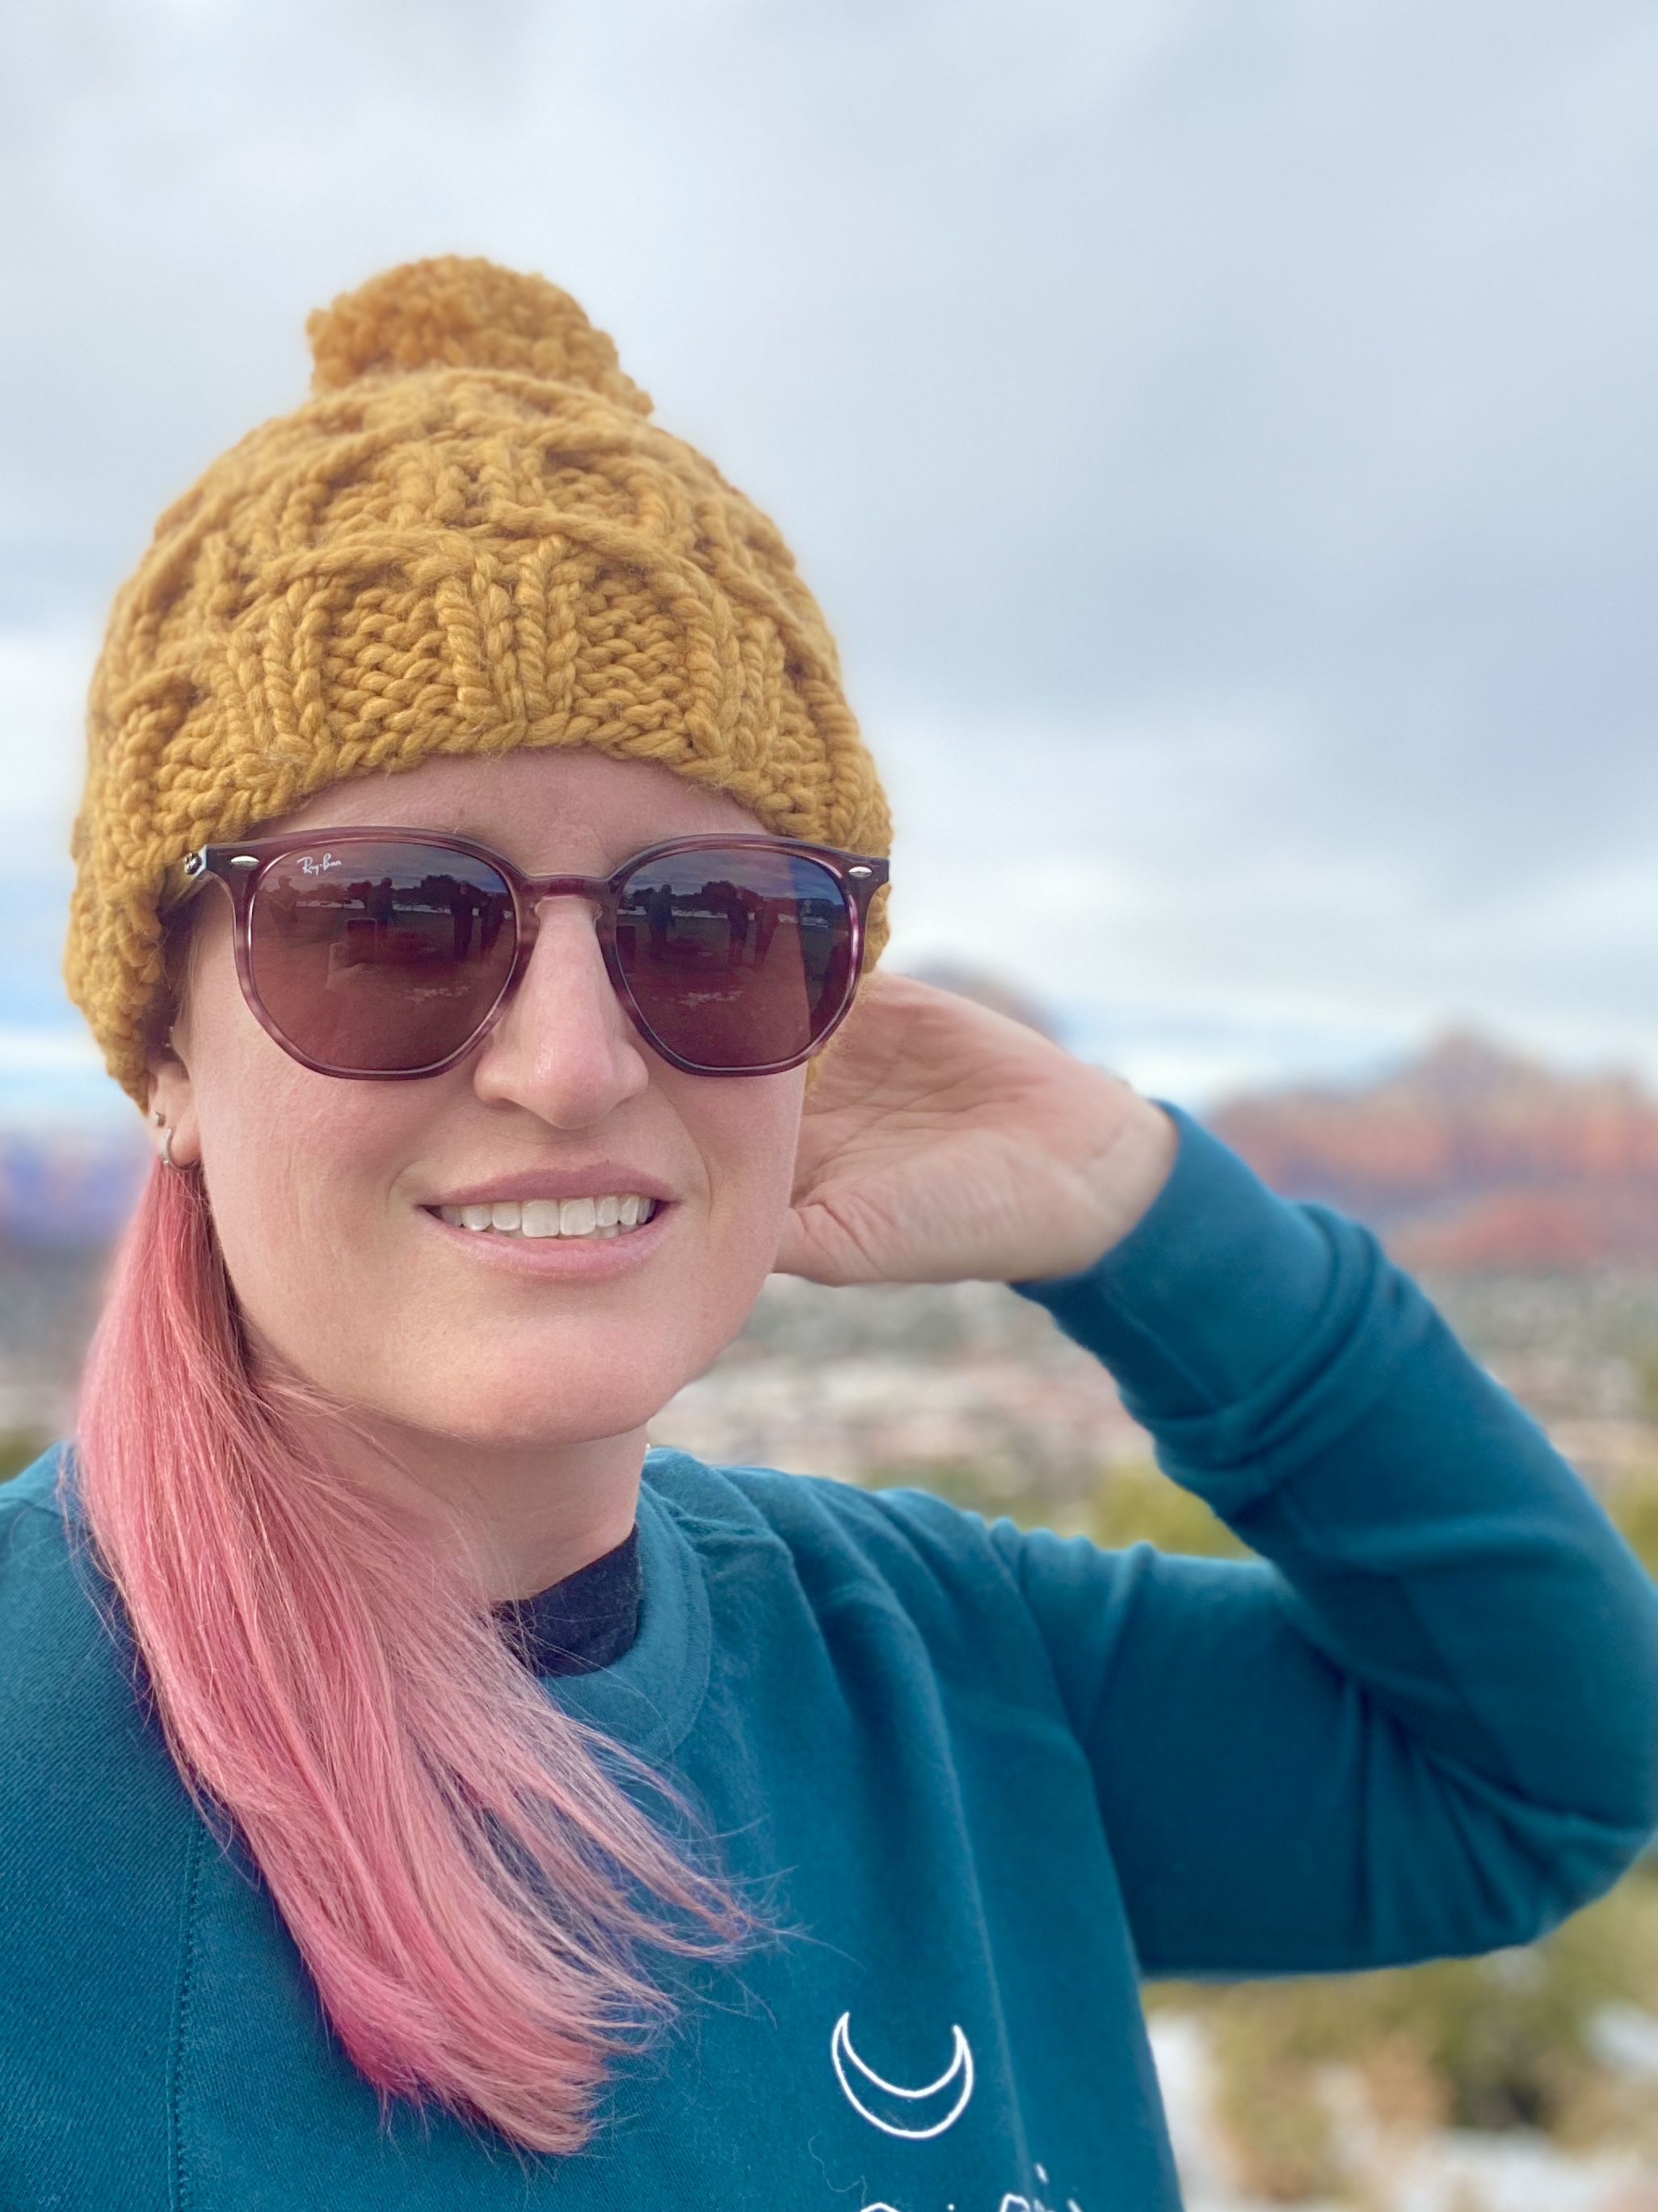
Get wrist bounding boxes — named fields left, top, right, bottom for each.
left=1076, top=1089, right=1180, bottom=1261
left=1016, top=1110, right=1337, bottom=1426
left=1011, top=1082, right=1179, bottom=1284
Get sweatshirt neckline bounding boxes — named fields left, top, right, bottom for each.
left=41, top=1443, right=715, bottom=1764
left=544, top=1467, right=711, bottom=1760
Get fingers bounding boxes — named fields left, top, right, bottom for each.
left=773, top=1203, right=881, bottom=1287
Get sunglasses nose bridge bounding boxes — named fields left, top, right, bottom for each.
left=511, top=878, right=620, bottom=984
left=493, top=878, right=636, bottom=1067
left=518, top=873, right=614, bottom=929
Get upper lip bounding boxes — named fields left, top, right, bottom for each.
left=422, top=1166, right=675, bottom=1211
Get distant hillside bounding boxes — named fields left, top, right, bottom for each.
left=0, top=1126, right=148, bottom=1252
left=1208, top=1031, right=1658, bottom=1271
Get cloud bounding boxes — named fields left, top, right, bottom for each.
left=875, top=689, right=1658, bottom=1091
left=0, top=625, right=97, bottom=831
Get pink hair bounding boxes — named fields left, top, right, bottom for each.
left=73, top=1158, right=746, bottom=2151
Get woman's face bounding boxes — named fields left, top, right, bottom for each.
left=152, top=748, right=808, bottom=1456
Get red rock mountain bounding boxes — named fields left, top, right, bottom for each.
left=1207, top=1032, right=1658, bottom=1272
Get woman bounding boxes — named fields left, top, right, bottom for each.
left=2, top=257, right=1656, bottom=2211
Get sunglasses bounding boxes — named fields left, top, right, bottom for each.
left=182, top=830, right=890, bottom=1081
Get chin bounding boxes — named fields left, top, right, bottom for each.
left=364, top=1357, right=686, bottom=1458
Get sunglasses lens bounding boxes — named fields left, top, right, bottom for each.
left=247, top=842, right=516, bottom=1073
left=613, top=847, right=854, bottom=1071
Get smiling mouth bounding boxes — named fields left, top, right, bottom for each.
left=431, top=1194, right=659, bottom=1241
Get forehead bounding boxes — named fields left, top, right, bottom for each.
left=271, top=748, right=764, bottom=871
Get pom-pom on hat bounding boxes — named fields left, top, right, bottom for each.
left=67, top=256, right=890, bottom=1103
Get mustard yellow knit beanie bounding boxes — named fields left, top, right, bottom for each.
left=66, top=256, right=890, bottom=1104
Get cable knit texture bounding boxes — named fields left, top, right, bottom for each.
left=67, top=256, right=890, bottom=1102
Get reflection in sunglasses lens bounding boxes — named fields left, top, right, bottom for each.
left=250, top=843, right=518, bottom=1072
left=615, top=849, right=851, bottom=1069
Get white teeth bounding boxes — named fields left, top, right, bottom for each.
left=437, top=1194, right=655, bottom=1240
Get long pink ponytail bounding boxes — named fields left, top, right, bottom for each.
left=73, top=1159, right=745, bottom=2151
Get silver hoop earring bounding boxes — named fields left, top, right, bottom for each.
left=160, top=1126, right=176, bottom=1171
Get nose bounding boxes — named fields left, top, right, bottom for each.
left=469, top=898, right=651, bottom=1127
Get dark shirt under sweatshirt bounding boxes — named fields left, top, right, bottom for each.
left=495, top=1527, right=641, bottom=1676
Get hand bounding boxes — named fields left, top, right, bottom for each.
left=775, top=973, right=1178, bottom=1288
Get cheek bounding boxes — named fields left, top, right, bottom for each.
left=184, top=964, right=418, bottom=1357
left=614, top=1072, right=802, bottom=1405
left=684, top=1070, right=806, bottom=1270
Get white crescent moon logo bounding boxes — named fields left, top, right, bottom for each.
left=830, top=2012, right=976, bottom=2140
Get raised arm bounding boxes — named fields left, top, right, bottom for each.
left=1007, top=1114, right=1658, bottom=1973
left=781, top=975, right=1658, bottom=1975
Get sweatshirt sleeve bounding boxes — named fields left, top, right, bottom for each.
left=1002, top=1108, right=1658, bottom=1979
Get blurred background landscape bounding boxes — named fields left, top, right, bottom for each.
left=8, top=0, right=1658, bottom=2202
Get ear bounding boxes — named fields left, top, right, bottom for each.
left=145, top=1045, right=202, bottom=1170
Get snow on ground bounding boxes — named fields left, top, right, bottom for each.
left=1148, top=2012, right=1658, bottom=2212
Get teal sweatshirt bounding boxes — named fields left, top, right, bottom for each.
left=4, top=1116, right=1657, bottom=2211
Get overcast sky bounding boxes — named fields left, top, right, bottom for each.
left=5, top=0, right=1658, bottom=1119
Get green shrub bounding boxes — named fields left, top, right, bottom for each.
left=0, top=1430, right=50, bottom=1483
left=1610, top=1477, right=1658, bottom=1578
left=1085, top=1463, right=1249, bottom=1560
